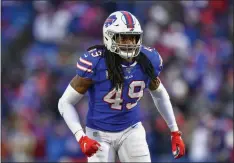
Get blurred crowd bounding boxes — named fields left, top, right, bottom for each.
left=1, top=0, right=233, bottom=162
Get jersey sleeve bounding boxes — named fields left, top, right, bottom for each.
left=151, top=49, right=163, bottom=77
left=141, top=46, right=163, bottom=77
left=76, top=51, right=96, bottom=79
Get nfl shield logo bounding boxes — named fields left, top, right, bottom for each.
left=126, top=67, right=132, bottom=73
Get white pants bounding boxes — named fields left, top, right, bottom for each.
left=86, top=122, right=151, bottom=162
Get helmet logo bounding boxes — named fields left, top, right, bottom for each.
left=104, top=15, right=117, bottom=27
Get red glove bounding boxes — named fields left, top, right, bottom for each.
left=78, top=136, right=101, bottom=157
left=171, top=131, right=185, bottom=159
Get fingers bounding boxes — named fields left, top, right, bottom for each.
left=174, top=145, right=185, bottom=159
left=86, top=149, right=97, bottom=157
left=172, top=144, right=176, bottom=154
left=175, top=154, right=183, bottom=159
left=94, top=143, right=103, bottom=151
left=91, top=142, right=101, bottom=150
left=98, top=146, right=103, bottom=151
left=173, top=146, right=180, bottom=158
left=86, top=142, right=102, bottom=157
left=87, top=153, right=93, bottom=157
left=96, top=142, right=101, bottom=147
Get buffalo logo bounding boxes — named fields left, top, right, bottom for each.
left=104, top=15, right=117, bottom=27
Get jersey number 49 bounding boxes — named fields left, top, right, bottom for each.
left=103, top=81, right=145, bottom=110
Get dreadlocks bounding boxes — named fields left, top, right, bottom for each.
left=87, top=45, right=157, bottom=90
left=104, top=48, right=125, bottom=90
left=135, top=52, right=156, bottom=80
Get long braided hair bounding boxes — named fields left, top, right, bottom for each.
left=87, top=45, right=156, bottom=90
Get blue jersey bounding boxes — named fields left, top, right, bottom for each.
left=76, top=45, right=163, bottom=132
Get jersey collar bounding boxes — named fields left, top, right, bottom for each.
left=121, top=61, right=137, bottom=67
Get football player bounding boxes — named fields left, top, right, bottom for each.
left=58, top=11, right=185, bottom=162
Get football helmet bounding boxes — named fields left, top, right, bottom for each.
left=103, top=11, right=143, bottom=59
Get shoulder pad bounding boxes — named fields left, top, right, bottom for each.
left=87, top=45, right=105, bottom=52
left=140, top=45, right=163, bottom=77
left=76, top=47, right=104, bottom=79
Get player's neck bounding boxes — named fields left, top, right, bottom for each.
left=121, top=58, right=136, bottom=67
left=122, top=58, right=134, bottom=63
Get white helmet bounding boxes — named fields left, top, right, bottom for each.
left=103, top=11, right=143, bottom=59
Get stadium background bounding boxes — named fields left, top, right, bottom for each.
left=1, top=0, right=233, bottom=162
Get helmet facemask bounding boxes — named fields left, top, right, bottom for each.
left=106, top=30, right=143, bottom=59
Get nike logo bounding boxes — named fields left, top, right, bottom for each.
left=84, top=54, right=88, bottom=57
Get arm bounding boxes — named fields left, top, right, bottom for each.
left=148, top=77, right=178, bottom=131
left=58, top=75, right=92, bottom=141
left=58, top=75, right=101, bottom=157
left=149, top=77, right=185, bottom=159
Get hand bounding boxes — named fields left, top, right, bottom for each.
left=171, top=131, right=185, bottom=159
left=78, top=136, right=101, bottom=157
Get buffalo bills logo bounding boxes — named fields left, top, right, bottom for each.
left=104, top=15, right=117, bottom=27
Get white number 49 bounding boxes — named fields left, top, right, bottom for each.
left=103, top=81, right=146, bottom=110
